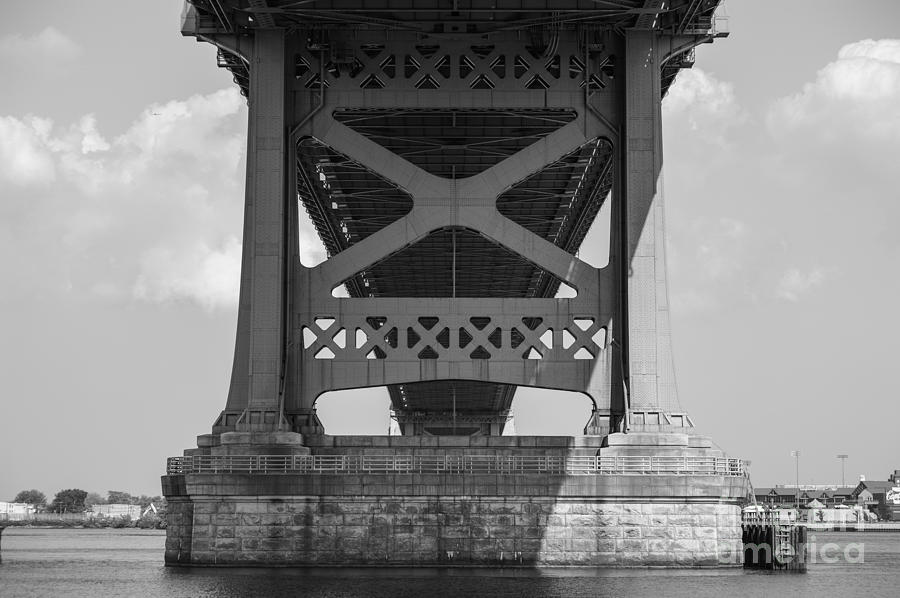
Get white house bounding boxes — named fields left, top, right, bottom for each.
left=0, top=502, right=36, bottom=521
left=91, top=504, right=142, bottom=519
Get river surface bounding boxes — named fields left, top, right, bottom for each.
left=0, top=528, right=897, bottom=597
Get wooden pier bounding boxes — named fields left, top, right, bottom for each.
left=0, top=515, right=7, bottom=564
left=742, top=510, right=807, bottom=572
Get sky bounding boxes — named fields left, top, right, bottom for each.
left=1, top=1, right=899, bottom=501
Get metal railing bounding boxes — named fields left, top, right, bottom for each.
left=166, top=454, right=745, bottom=476
left=742, top=509, right=799, bottom=526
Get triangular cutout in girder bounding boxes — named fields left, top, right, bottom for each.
left=574, top=347, right=594, bottom=360
left=470, top=345, right=491, bottom=359
left=591, top=328, right=608, bottom=350
left=574, top=318, right=593, bottom=331
left=302, top=327, right=318, bottom=349
left=470, top=74, right=495, bottom=89
left=314, top=346, right=335, bottom=360
left=360, top=74, right=385, bottom=89
left=524, top=346, right=543, bottom=360
left=418, top=345, right=439, bottom=359
left=415, top=74, right=440, bottom=89
left=332, top=328, right=346, bottom=349
left=539, top=329, right=553, bottom=350
left=355, top=328, right=368, bottom=349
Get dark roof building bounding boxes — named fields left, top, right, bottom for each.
left=852, top=478, right=900, bottom=521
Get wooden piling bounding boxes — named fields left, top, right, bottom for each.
left=742, top=511, right=807, bottom=572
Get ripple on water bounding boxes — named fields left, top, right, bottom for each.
left=0, top=528, right=898, bottom=598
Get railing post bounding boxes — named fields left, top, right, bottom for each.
left=164, top=452, right=745, bottom=476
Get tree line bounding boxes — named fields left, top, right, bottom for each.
left=11, top=489, right=165, bottom=514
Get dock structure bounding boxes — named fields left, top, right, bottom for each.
left=163, top=0, right=747, bottom=567
left=0, top=516, right=7, bottom=564
left=742, top=510, right=808, bottom=572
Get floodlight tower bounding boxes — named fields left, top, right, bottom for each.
left=837, top=454, right=849, bottom=486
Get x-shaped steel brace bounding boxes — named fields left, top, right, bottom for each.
left=404, top=319, right=450, bottom=357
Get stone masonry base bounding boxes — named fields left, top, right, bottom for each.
left=165, top=496, right=743, bottom=567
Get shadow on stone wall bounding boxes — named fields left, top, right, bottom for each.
left=163, top=433, right=747, bottom=567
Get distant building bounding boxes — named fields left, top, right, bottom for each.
left=823, top=487, right=856, bottom=506
left=0, top=502, right=36, bottom=521
left=754, top=486, right=860, bottom=509
left=91, top=504, right=142, bottom=519
left=802, top=488, right=857, bottom=507
left=753, top=487, right=801, bottom=508
left=852, top=479, right=900, bottom=521
left=753, top=469, right=900, bottom=521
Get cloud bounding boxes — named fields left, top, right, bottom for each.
left=0, top=88, right=251, bottom=310
left=776, top=267, right=827, bottom=302
left=134, top=237, right=242, bottom=311
left=78, top=115, right=111, bottom=153
left=0, top=87, right=337, bottom=312
left=670, top=288, right=718, bottom=315
left=0, top=27, right=82, bottom=61
left=767, top=39, right=900, bottom=170
left=0, top=116, right=57, bottom=185
left=663, top=68, right=745, bottom=144
left=694, top=217, right=746, bottom=281
left=763, top=38, right=900, bottom=255
left=772, top=39, right=900, bottom=121
left=668, top=217, right=752, bottom=316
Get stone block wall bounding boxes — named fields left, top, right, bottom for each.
left=164, top=500, right=195, bottom=564
left=163, top=434, right=748, bottom=567
left=168, top=496, right=742, bottom=567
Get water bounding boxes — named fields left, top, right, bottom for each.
left=0, top=528, right=897, bottom=597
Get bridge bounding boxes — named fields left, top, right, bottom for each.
left=163, top=0, right=748, bottom=567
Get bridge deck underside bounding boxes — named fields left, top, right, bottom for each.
left=297, top=109, right=613, bottom=432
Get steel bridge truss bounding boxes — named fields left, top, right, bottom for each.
left=181, top=0, right=726, bottom=437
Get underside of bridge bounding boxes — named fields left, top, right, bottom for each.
left=303, top=107, right=614, bottom=434
left=163, top=0, right=750, bottom=569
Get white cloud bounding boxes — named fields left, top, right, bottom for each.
left=0, top=87, right=337, bottom=312
left=776, top=267, right=827, bottom=302
left=0, top=88, right=251, bottom=311
left=663, top=68, right=745, bottom=144
left=768, top=39, right=900, bottom=147
left=693, top=217, right=747, bottom=282
left=670, top=288, right=718, bottom=315
left=0, top=27, right=81, bottom=61
left=778, top=39, right=900, bottom=110
left=78, top=115, right=110, bottom=153
left=0, top=116, right=56, bottom=185
left=763, top=38, right=900, bottom=258
left=668, top=217, right=752, bottom=316
left=134, top=237, right=242, bottom=311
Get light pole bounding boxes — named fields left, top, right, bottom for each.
left=837, top=454, right=848, bottom=487
left=791, top=450, right=801, bottom=509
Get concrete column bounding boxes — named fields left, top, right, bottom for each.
left=218, top=29, right=293, bottom=432
left=621, top=30, right=680, bottom=415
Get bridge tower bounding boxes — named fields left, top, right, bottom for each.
left=164, top=0, right=748, bottom=568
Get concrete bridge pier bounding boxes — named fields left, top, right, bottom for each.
left=164, top=425, right=747, bottom=567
